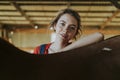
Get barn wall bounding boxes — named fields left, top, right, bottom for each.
left=5, top=28, right=120, bottom=53
left=9, top=29, right=52, bottom=52
left=11, top=32, right=51, bottom=47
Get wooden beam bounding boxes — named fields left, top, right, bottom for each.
left=10, top=2, right=35, bottom=27
left=1, top=26, right=9, bottom=40
left=0, top=21, right=3, bottom=27
left=15, top=28, right=53, bottom=33
left=110, top=0, right=120, bottom=9
left=100, top=9, right=120, bottom=29
left=67, top=2, right=71, bottom=8
left=83, top=29, right=120, bottom=35
left=13, top=28, right=120, bottom=35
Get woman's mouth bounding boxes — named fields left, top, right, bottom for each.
left=60, top=34, right=67, bottom=39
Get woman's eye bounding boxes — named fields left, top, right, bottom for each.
left=60, top=23, right=65, bottom=26
left=69, top=26, right=76, bottom=30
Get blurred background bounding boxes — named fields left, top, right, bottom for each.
left=0, top=0, right=120, bottom=53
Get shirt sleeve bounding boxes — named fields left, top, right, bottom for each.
left=33, top=46, right=40, bottom=54
left=33, top=43, right=51, bottom=55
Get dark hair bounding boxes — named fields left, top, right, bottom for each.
left=49, top=8, right=82, bottom=40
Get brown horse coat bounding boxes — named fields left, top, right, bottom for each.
left=0, top=35, right=120, bottom=80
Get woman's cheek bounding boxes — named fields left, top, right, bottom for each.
left=71, top=33, right=76, bottom=39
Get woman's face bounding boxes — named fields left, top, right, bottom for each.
left=54, top=13, right=78, bottom=42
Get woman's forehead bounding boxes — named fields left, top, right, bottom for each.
left=58, top=14, right=78, bottom=25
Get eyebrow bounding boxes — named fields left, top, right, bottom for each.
left=60, top=20, right=77, bottom=27
left=60, top=20, right=66, bottom=23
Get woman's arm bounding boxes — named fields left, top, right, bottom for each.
left=60, top=32, right=104, bottom=52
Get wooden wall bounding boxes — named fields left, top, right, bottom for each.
left=0, top=28, right=119, bottom=53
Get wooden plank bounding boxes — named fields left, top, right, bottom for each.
left=10, top=2, right=35, bottom=27
left=100, top=9, right=120, bottom=29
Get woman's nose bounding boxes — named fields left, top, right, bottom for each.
left=62, top=27, right=68, bottom=34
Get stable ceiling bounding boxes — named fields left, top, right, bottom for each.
left=0, top=0, right=120, bottom=31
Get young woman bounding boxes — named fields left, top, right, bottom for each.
left=33, top=8, right=104, bottom=54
